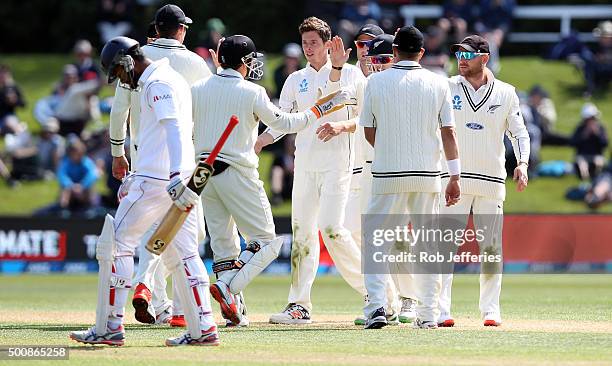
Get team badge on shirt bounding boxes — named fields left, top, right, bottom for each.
left=487, top=104, right=502, bottom=113
left=298, top=78, right=309, bottom=93
left=452, top=95, right=462, bottom=110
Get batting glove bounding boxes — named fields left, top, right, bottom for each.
left=166, top=175, right=199, bottom=212
left=310, top=87, right=357, bottom=119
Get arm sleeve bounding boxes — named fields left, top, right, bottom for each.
left=439, top=81, right=455, bottom=128
left=109, top=84, right=131, bottom=157
left=359, top=80, right=375, bottom=128
left=505, top=91, right=531, bottom=163
left=80, top=157, right=99, bottom=189
left=254, top=88, right=313, bottom=133
left=56, top=159, right=73, bottom=188
left=162, top=118, right=185, bottom=175
left=264, top=74, right=297, bottom=142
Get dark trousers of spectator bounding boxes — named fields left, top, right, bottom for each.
left=58, top=119, right=87, bottom=137
left=10, top=156, right=41, bottom=181
left=541, top=131, right=570, bottom=146
left=584, top=61, right=612, bottom=94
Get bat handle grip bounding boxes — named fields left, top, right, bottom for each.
left=204, top=115, right=239, bottom=165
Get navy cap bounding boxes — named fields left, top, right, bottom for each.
left=218, top=35, right=261, bottom=67
left=392, top=26, right=424, bottom=53
left=155, top=4, right=192, bottom=31
left=450, top=35, right=490, bottom=53
left=367, top=34, right=394, bottom=56
left=355, top=24, right=384, bottom=40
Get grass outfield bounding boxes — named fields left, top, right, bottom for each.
left=0, top=274, right=611, bottom=365
left=0, top=55, right=611, bottom=215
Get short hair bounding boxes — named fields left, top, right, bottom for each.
left=299, top=17, right=331, bottom=42
left=156, top=25, right=181, bottom=40
left=395, top=48, right=421, bottom=61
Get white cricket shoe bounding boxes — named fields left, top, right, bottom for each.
left=269, top=303, right=312, bottom=324
left=413, top=319, right=438, bottom=329
left=226, top=292, right=250, bottom=327
left=69, top=325, right=125, bottom=346
left=399, top=297, right=417, bottom=323
left=165, top=326, right=220, bottom=346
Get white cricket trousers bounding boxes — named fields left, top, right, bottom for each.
left=438, top=194, right=504, bottom=322
left=289, top=169, right=366, bottom=312
left=110, top=176, right=214, bottom=330
left=344, top=163, right=398, bottom=312
left=363, top=192, right=441, bottom=322
left=201, top=166, right=276, bottom=262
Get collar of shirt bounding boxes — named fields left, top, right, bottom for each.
left=218, top=68, right=244, bottom=79
left=305, top=59, right=331, bottom=74
left=152, top=38, right=186, bottom=49
left=458, top=72, right=494, bottom=93
left=394, top=60, right=421, bottom=68
left=138, top=58, right=169, bottom=88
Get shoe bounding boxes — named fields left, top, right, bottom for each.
left=483, top=312, right=502, bottom=327
left=484, top=319, right=501, bottom=327
left=413, top=319, right=438, bottom=329
left=438, top=318, right=455, bottom=327
left=69, top=325, right=125, bottom=346
left=225, top=293, right=249, bottom=327
left=364, top=307, right=387, bottom=329
left=209, top=282, right=240, bottom=325
left=165, top=326, right=220, bottom=347
left=155, top=305, right=173, bottom=325
left=269, top=303, right=312, bottom=324
left=399, top=297, right=417, bottom=324
left=132, top=283, right=155, bottom=324
left=357, top=310, right=400, bottom=326
left=170, top=315, right=186, bottom=327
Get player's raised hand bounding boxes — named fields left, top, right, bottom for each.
left=112, top=156, right=129, bottom=180
left=513, top=163, right=528, bottom=192
left=445, top=177, right=461, bottom=206
left=329, top=36, right=351, bottom=68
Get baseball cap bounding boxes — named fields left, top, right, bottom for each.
left=218, top=35, right=262, bottom=67
left=392, top=26, right=424, bottom=53
left=355, top=24, right=384, bottom=40
left=155, top=4, right=192, bottom=31
left=581, top=103, right=600, bottom=119
left=367, top=34, right=394, bottom=56
left=451, top=35, right=490, bottom=53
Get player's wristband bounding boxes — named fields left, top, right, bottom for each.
left=332, top=65, right=343, bottom=71
left=446, top=159, right=461, bottom=177
left=518, top=161, right=529, bottom=167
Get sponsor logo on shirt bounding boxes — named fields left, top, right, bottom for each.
left=466, top=122, right=484, bottom=130
left=298, top=78, right=308, bottom=93
left=452, top=95, right=462, bottom=110
left=487, top=104, right=502, bottom=113
left=153, top=94, right=172, bottom=102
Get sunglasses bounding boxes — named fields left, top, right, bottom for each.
left=455, top=51, right=486, bottom=60
left=354, top=40, right=371, bottom=49
left=369, top=55, right=393, bottom=65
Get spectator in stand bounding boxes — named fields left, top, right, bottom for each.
left=0, top=65, right=25, bottom=134
left=570, top=103, right=608, bottom=181
left=34, top=65, right=99, bottom=137
left=273, top=43, right=303, bottom=100
left=97, top=0, right=134, bottom=43
left=72, top=40, right=101, bottom=83
left=474, top=0, right=516, bottom=74
left=337, top=0, right=382, bottom=45
left=4, top=116, right=40, bottom=186
left=37, top=118, right=65, bottom=179
left=528, top=85, right=568, bottom=146
left=197, top=18, right=226, bottom=73
left=421, top=25, right=450, bottom=76
left=270, top=134, right=296, bottom=206
left=438, top=0, right=473, bottom=43
left=57, top=138, right=98, bottom=212
left=585, top=159, right=612, bottom=209
left=584, top=20, right=612, bottom=96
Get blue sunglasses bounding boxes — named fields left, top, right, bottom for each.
left=455, top=51, right=486, bottom=60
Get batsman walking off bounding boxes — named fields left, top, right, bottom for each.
left=69, top=36, right=218, bottom=347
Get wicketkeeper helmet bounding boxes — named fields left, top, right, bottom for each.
left=100, top=36, right=143, bottom=90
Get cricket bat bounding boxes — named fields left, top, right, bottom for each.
left=146, top=115, right=239, bottom=255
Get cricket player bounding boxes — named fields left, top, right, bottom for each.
left=317, top=33, right=405, bottom=325
left=109, top=4, right=211, bottom=327
left=359, top=26, right=461, bottom=329
left=191, top=34, right=355, bottom=327
left=256, top=17, right=369, bottom=324
left=70, top=36, right=218, bottom=346
left=438, top=35, right=530, bottom=327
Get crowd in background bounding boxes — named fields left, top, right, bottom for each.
left=0, top=0, right=611, bottom=215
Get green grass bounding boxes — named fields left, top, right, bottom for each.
left=0, top=55, right=610, bottom=215
left=0, top=274, right=611, bottom=365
